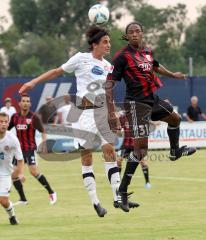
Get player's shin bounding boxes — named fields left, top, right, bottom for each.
left=118, top=152, right=140, bottom=193
left=13, top=177, right=27, bottom=201
left=141, top=164, right=150, bottom=184
left=167, top=125, right=180, bottom=151
left=5, top=200, right=15, bottom=218
left=82, top=165, right=100, bottom=205
left=104, top=161, right=120, bottom=201
left=35, top=173, right=54, bottom=194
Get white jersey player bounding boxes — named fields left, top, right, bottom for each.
left=0, top=112, right=25, bottom=225
left=19, top=26, right=138, bottom=217
left=61, top=50, right=116, bottom=149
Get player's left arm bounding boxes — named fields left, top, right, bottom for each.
left=13, top=137, right=25, bottom=182
left=33, top=114, right=47, bottom=153
left=154, top=63, right=186, bottom=79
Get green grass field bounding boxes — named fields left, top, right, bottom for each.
left=1, top=150, right=206, bottom=240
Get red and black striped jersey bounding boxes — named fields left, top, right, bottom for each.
left=119, top=114, right=134, bottom=149
left=108, top=44, right=163, bottom=99
left=8, top=111, right=44, bottom=151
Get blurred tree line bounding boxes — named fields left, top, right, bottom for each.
left=0, top=0, right=206, bottom=76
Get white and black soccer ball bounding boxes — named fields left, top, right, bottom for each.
left=88, top=4, right=110, bottom=24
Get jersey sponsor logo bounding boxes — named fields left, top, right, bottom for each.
left=145, top=54, right=152, bottom=62
left=17, top=124, right=28, bottom=130
left=138, top=62, right=152, bottom=72
left=0, top=152, right=4, bottom=160
left=91, top=66, right=104, bottom=75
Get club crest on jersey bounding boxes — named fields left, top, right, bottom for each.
left=146, top=55, right=152, bottom=62
left=104, top=65, right=114, bottom=72
left=91, top=66, right=104, bottom=75
left=26, top=119, right=32, bottom=124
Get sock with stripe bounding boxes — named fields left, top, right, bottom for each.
left=105, top=162, right=121, bottom=201
left=82, top=165, right=100, bottom=205
left=5, top=201, right=15, bottom=218
left=35, top=174, right=54, bottom=194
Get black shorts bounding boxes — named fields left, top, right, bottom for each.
left=124, top=94, right=173, bottom=138
left=13, top=150, right=37, bottom=166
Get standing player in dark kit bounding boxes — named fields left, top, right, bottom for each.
left=106, top=22, right=196, bottom=212
left=9, top=94, right=57, bottom=205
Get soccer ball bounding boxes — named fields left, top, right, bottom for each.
left=88, top=4, right=110, bottom=24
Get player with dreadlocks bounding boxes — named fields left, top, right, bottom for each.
left=106, top=22, right=196, bottom=212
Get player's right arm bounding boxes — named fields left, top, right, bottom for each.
left=19, top=67, right=64, bottom=94
left=19, top=52, right=81, bottom=94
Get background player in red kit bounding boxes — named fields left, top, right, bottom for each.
left=9, top=94, right=57, bottom=205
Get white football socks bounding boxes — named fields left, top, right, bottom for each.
left=82, top=165, right=99, bottom=205
left=105, top=161, right=121, bottom=201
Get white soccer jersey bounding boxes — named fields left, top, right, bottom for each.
left=61, top=52, right=113, bottom=105
left=0, top=131, right=23, bottom=176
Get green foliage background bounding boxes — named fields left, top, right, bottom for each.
left=0, top=0, right=206, bottom=76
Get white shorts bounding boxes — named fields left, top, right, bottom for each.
left=0, top=175, right=12, bottom=197
left=72, top=106, right=116, bottom=149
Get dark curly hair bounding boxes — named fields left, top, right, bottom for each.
left=86, top=26, right=109, bottom=50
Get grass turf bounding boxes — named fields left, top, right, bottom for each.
left=0, top=149, right=206, bottom=240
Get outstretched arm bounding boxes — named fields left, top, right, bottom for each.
left=154, top=64, right=186, bottom=79
left=19, top=67, right=64, bottom=94
left=105, top=78, right=120, bottom=133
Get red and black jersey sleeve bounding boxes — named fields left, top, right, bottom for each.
left=33, top=114, right=45, bottom=133
left=108, top=48, right=127, bottom=82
